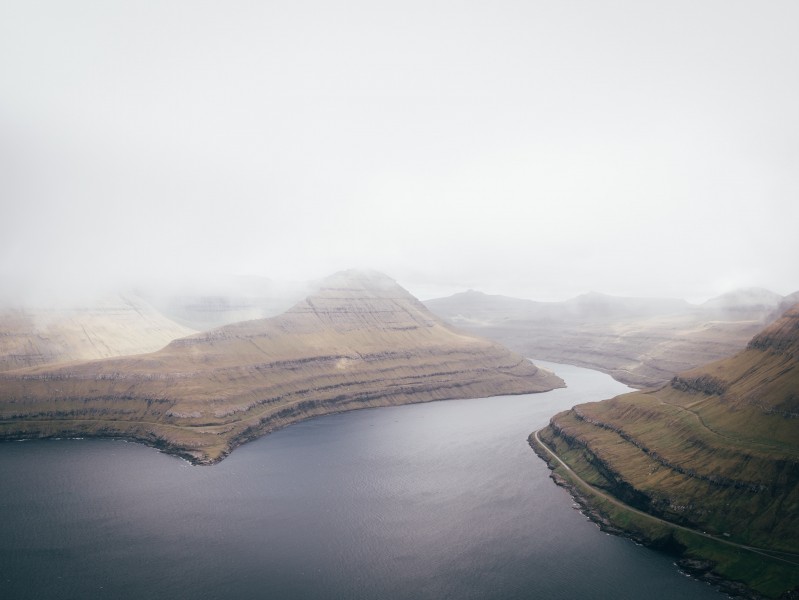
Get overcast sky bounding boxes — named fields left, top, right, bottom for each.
left=1, top=1, right=797, bottom=304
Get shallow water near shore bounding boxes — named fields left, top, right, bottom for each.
left=0, top=362, right=727, bottom=599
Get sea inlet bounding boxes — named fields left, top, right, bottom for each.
left=0, top=362, right=727, bottom=599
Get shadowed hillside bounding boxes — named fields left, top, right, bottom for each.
left=536, top=303, right=799, bottom=598
left=0, top=271, right=563, bottom=464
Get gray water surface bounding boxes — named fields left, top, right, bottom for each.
left=0, top=362, right=727, bottom=599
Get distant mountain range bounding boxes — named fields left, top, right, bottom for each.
left=0, top=271, right=562, bottom=463
left=5, top=278, right=793, bottom=387
left=535, top=302, right=799, bottom=598
left=425, top=287, right=799, bottom=388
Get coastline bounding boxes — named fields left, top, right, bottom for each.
left=529, top=431, right=797, bottom=600
left=0, top=374, right=564, bottom=466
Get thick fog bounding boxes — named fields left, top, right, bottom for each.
left=1, top=1, right=797, bottom=305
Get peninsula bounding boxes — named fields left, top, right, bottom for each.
left=0, top=270, right=563, bottom=463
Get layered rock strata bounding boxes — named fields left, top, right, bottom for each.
left=0, top=271, right=563, bottom=463
left=537, top=304, right=799, bottom=597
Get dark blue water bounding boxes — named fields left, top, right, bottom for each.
left=0, top=362, right=726, bottom=599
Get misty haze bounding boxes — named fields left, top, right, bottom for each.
left=1, top=2, right=798, bottom=599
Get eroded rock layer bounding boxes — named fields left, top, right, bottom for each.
left=0, top=271, right=562, bottom=463
left=540, top=303, right=799, bottom=553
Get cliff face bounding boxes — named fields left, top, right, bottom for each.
left=425, top=288, right=791, bottom=388
left=748, top=304, right=799, bottom=356
left=537, top=303, right=799, bottom=596
left=0, top=270, right=563, bottom=463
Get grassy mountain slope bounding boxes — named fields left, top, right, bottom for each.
left=0, top=271, right=562, bottom=463
left=536, top=303, right=799, bottom=597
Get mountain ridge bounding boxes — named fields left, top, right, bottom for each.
left=0, top=270, right=563, bottom=464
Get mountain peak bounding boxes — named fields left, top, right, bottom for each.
left=284, top=270, right=432, bottom=333
left=0, top=270, right=564, bottom=464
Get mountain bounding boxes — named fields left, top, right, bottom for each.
left=425, top=288, right=790, bottom=388
left=770, top=291, right=799, bottom=322
left=701, top=287, right=785, bottom=318
left=0, top=270, right=563, bottom=464
left=535, top=303, right=799, bottom=598
left=0, top=294, right=196, bottom=372
left=423, top=289, right=548, bottom=324
left=424, top=289, right=691, bottom=324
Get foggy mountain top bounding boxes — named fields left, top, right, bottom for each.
left=1, top=1, right=797, bottom=307
left=1, top=266, right=796, bottom=318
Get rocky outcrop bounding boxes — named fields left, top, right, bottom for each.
left=0, top=270, right=563, bottom=463
left=670, top=374, right=728, bottom=395
left=747, top=304, right=799, bottom=356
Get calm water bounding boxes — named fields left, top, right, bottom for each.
left=0, top=362, right=727, bottom=599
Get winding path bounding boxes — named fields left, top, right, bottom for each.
left=532, top=430, right=799, bottom=566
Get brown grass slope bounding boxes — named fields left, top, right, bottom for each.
left=0, top=271, right=563, bottom=463
left=539, top=303, right=799, bottom=595
left=0, top=295, right=196, bottom=372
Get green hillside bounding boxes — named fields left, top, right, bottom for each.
left=535, top=303, right=799, bottom=598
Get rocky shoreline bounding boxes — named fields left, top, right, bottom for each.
left=529, top=437, right=798, bottom=600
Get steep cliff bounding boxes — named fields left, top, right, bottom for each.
left=0, top=270, right=563, bottom=463
left=537, top=304, right=799, bottom=597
